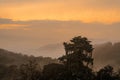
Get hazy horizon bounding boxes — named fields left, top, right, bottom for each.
left=1, top=0, right=120, bottom=57
left=0, top=18, right=120, bottom=57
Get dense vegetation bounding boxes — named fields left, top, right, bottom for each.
left=0, top=36, right=120, bottom=80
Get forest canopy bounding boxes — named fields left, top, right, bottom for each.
left=0, top=36, right=120, bottom=80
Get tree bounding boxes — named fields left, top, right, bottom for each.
left=19, top=59, right=42, bottom=80
left=43, top=63, right=65, bottom=80
left=0, top=64, right=8, bottom=80
left=59, top=36, right=94, bottom=80
left=96, top=65, right=114, bottom=80
left=59, top=36, right=94, bottom=68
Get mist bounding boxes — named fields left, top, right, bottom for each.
left=0, top=18, right=120, bottom=56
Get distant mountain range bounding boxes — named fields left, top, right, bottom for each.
left=0, top=42, right=120, bottom=69
left=26, top=42, right=120, bottom=69
left=23, top=43, right=64, bottom=58
left=0, top=48, right=58, bottom=68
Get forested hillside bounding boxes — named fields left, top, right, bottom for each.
left=0, top=48, right=58, bottom=67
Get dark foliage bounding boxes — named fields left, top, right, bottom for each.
left=0, top=36, right=120, bottom=80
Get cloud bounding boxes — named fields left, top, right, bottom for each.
left=0, top=0, right=57, bottom=5
left=0, top=18, right=13, bottom=24
left=0, top=18, right=120, bottom=56
left=0, top=0, right=120, bottom=8
left=0, top=0, right=120, bottom=23
left=0, top=24, right=28, bottom=29
left=81, top=0, right=120, bottom=8
left=0, top=18, right=28, bottom=29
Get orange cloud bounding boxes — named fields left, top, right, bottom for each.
left=0, top=24, right=28, bottom=29
left=0, top=0, right=120, bottom=24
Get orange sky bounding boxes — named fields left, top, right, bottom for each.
left=0, top=0, right=120, bottom=23
left=0, top=0, right=120, bottom=57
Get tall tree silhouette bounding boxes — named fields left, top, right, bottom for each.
left=59, top=36, right=94, bottom=80
left=59, top=36, right=94, bottom=68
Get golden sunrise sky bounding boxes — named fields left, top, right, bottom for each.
left=0, top=0, right=120, bottom=23
left=0, top=0, right=120, bottom=57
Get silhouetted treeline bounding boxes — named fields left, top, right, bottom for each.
left=0, top=49, right=58, bottom=80
left=0, top=49, right=58, bottom=67
left=0, top=36, right=120, bottom=80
